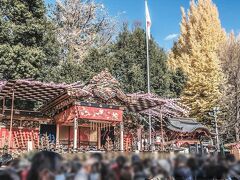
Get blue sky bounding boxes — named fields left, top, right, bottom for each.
left=45, top=0, right=240, bottom=50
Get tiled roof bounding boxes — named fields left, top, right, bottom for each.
left=166, top=117, right=210, bottom=134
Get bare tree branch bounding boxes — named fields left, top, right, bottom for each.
left=219, top=32, right=240, bottom=142
left=53, top=0, right=117, bottom=62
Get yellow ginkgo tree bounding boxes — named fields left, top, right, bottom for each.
left=168, top=0, right=226, bottom=119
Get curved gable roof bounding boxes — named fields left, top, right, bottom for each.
left=166, top=117, right=211, bottom=135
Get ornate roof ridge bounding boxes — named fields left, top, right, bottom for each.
left=88, top=69, right=120, bottom=86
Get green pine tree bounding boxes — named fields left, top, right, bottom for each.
left=81, top=25, right=187, bottom=97
left=0, top=0, right=59, bottom=80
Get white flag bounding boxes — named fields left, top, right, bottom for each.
left=145, top=0, right=151, bottom=39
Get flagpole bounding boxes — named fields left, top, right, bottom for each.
left=145, top=0, right=152, bottom=149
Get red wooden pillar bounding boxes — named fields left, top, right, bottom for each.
left=120, top=122, right=124, bottom=151
left=56, top=124, right=60, bottom=148
left=73, top=118, right=78, bottom=150
left=8, top=90, right=15, bottom=151
left=98, top=126, right=101, bottom=150
left=137, top=127, right=142, bottom=151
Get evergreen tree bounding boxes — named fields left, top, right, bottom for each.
left=168, top=0, right=226, bottom=118
left=0, top=0, right=59, bottom=80
left=81, top=25, right=186, bottom=97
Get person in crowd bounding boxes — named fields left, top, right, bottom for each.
left=74, top=157, right=97, bottom=180
left=0, top=150, right=240, bottom=180
left=156, top=159, right=173, bottom=179
left=27, top=151, right=63, bottom=180
left=110, top=155, right=127, bottom=180
left=0, top=168, right=20, bottom=180
left=174, top=154, right=193, bottom=180
left=131, top=155, right=147, bottom=180
left=0, top=153, right=13, bottom=167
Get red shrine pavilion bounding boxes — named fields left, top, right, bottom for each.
left=0, top=70, right=211, bottom=152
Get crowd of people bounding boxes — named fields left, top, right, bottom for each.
left=0, top=151, right=239, bottom=180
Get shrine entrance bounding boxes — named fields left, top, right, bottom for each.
left=54, top=102, right=124, bottom=150
left=57, top=126, right=98, bottom=149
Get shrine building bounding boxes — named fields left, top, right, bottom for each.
left=0, top=70, right=211, bottom=152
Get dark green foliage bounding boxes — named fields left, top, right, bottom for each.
left=48, top=61, right=86, bottom=84
left=79, top=25, right=187, bottom=97
left=169, top=68, right=187, bottom=97
left=5, top=99, right=35, bottom=110
left=0, top=0, right=59, bottom=80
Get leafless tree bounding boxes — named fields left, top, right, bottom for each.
left=219, top=32, right=240, bottom=142
left=54, top=0, right=117, bottom=62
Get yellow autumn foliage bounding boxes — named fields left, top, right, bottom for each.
left=168, top=0, right=226, bottom=118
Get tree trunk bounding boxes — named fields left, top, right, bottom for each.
left=235, top=123, right=240, bottom=142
